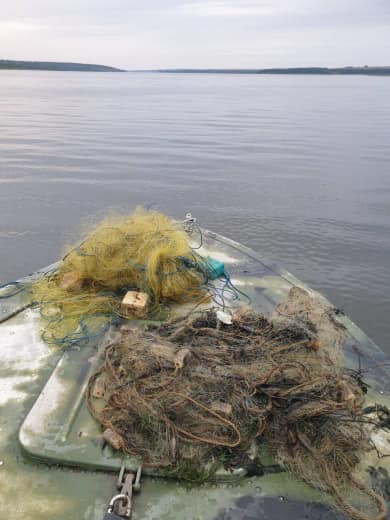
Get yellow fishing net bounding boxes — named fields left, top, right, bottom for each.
left=32, top=208, right=207, bottom=345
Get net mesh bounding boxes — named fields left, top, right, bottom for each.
left=86, top=288, right=387, bottom=520
left=31, top=208, right=207, bottom=344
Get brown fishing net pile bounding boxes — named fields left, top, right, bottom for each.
left=87, top=288, right=387, bottom=520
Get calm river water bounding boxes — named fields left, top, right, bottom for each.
left=0, top=71, right=389, bottom=352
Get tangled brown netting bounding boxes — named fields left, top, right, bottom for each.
left=86, top=288, right=387, bottom=520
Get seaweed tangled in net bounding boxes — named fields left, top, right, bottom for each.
left=86, top=288, right=387, bottom=520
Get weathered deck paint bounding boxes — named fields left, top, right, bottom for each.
left=0, top=229, right=389, bottom=519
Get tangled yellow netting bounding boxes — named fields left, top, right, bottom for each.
left=31, top=208, right=206, bottom=344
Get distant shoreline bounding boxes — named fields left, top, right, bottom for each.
left=151, top=67, right=390, bottom=76
left=0, top=60, right=124, bottom=72
left=2, top=61, right=390, bottom=75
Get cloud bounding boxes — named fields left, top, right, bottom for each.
left=0, top=0, right=389, bottom=68
left=0, top=21, right=46, bottom=33
left=179, top=1, right=275, bottom=17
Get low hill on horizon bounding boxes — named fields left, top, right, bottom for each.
left=2, top=61, right=390, bottom=75
left=153, top=66, right=390, bottom=76
left=0, top=59, right=124, bottom=72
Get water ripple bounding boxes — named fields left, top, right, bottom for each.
left=0, top=71, right=389, bottom=351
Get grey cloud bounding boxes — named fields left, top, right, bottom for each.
left=1, top=0, right=389, bottom=68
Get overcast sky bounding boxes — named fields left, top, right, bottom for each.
left=1, top=0, right=390, bottom=69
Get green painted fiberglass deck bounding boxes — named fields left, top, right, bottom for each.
left=1, top=228, right=389, bottom=520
